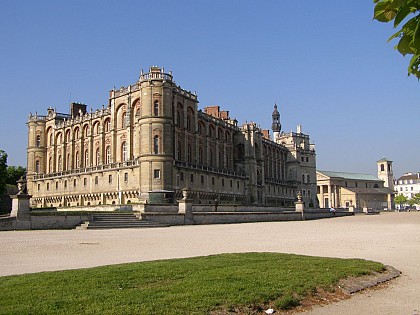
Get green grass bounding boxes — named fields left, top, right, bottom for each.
left=0, top=253, right=384, bottom=314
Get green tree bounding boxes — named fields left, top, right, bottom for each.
left=411, top=192, right=420, bottom=205
left=373, top=0, right=420, bottom=78
left=0, top=150, right=7, bottom=196
left=6, top=166, right=26, bottom=186
left=394, top=193, right=408, bottom=208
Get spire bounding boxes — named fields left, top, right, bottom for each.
left=271, top=103, right=281, bottom=133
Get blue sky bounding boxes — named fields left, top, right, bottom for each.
left=1, top=1, right=419, bottom=178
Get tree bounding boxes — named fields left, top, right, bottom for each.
left=6, top=166, right=26, bottom=186
left=394, top=193, right=408, bottom=208
left=0, top=150, right=7, bottom=196
left=411, top=192, right=420, bottom=205
left=373, top=0, right=420, bottom=79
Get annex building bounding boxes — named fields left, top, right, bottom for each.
left=316, top=158, right=395, bottom=210
left=27, top=66, right=317, bottom=209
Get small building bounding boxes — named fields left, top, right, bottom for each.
left=316, top=159, right=395, bottom=210
left=394, top=172, right=420, bottom=209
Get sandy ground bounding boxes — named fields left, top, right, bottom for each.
left=1, top=212, right=420, bottom=314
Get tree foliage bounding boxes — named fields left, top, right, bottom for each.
left=6, top=166, right=26, bottom=186
left=373, top=0, right=420, bottom=78
left=0, top=150, right=7, bottom=196
left=394, top=193, right=408, bottom=206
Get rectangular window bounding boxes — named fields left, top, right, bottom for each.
left=154, top=169, right=160, bottom=179
left=95, top=176, right=98, bottom=185
left=222, top=179, right=224, bottom=186
left=355, top=182, right=358, bottom=188
left=190, top=174, right=194, bottom=183
left=180, top=172, right=184, bottom=181
left=201, top=175, right=204, bottom=184
left=109, top=175, right=112, bottom=184
left=84, top=178, right=87, bottom=187
left=230, top=180, right=233, bottom=188
left=47, top=183, right=49, bottom=191
left=38, top=184, right=40, bottom=191
left=237, top=181, right=239, bottom=189
left=212, top=177, right=215, bottom=185
left=124, top=172, right=128, bottom=182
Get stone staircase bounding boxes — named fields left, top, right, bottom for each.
left=77, top=212, right=168, bottom=230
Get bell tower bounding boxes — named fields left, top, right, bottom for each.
left=271, top=103, right=281, bottom=141
left=377, top=158, right=394, bottom=190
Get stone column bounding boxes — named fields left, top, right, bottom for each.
left=320, top=185, right=324, bottom=208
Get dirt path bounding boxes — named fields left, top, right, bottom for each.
left=1, top=212, right=419, bottom=314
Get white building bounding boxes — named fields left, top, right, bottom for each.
left=394, top=172, right=420, bottom=209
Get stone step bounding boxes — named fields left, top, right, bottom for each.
left=76, top=212, right=168, bottom=230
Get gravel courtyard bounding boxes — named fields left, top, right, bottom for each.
left=1, top=212, right=419, bottom=314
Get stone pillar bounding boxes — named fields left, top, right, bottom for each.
left=327, top=184, right=332, bottom=208
left=320, top=185, right=324, bottom=208
left=10, top=178, right=32, bottom=229
left=178, top=188, right=193, bottom=224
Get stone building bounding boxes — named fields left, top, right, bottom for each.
left=394, top=172, right=420, bottom=209
left=27, top=66, right=317, bottom=208
left=316, top=159, right=395, bottom=210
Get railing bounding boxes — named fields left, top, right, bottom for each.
left=140, top=72, right=173, bottom=82
left=174, top=161, right=247, bottom=178
left=33, top=160, right=139, bottom=180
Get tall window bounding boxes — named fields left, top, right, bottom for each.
left=187, top=144, right=192, bottom=163
left=75, top=152, right=80, bottom=168
left=106, top=146, right=111, bottom=164
left=84, top=150, right=89, bottom=167
left=36, top=135, right=41, bottom=147
left=177, top=141, right=181, bottom=160
left=153, top=135, right=159, bottom=154
left=154, top=100, right=159, bottom=116
left=49, top=157, right=53, bottom=173
left=105, top=119, right=111, bottom=132
left=35, top=160, right=40, bottom=173
left=198, top=147, right=203, bottom=165
left=96, top=148, right=100, bottom=165
left=58, top=155, right=62, bottom=171
left=74, top=129, right=79, bottom=140
left=49, top=134, right=53, bottom=146
left=122, top=112, right=127, bottom=128
left=122, top=142, right=127, bottom=161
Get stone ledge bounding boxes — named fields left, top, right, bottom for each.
left=339, top=265, right=401, bottom=294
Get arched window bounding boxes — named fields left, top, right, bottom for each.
left=209, top=149, right=213, bottom=167
left=84, top=126, right=89, bottom=138
left=307, top=174, right=310, bottom=184
left=49, top=134, right=53, bottom=146
left=84, top=150, right=89, bottom=167
left=75, top=152, right=80, bottom=168
left=105, top=146, right=111, bottom=164
left=35, top=160, right=40, bottom=173
left=153, top=135, right=159, bottom=154
left=36, top=135, right=41, bottom=147
left=154, top=100, right=159, bottom=116
left=381, top=164, right=385, bottom=172
left=96, top=148, right=100, bottom=165
left=122, top=142, right=127, bottom=161
left=105, top=119, right=111, bottom=132
left=186, top=116, right=191, bottom=131
left=66, top=130, right=71, bottom=142
left=74, top=129, right=79, bottom=140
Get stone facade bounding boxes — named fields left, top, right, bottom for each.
left=27, top=66, right=317, bottom=208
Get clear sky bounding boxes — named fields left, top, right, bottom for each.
left=1, top=1, right=419, bottom=178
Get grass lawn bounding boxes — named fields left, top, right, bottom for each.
left=0, top=253, right=384, bottom=314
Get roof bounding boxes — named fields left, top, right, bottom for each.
left=317, top=170, right=381, bottom=181
left=343, top=187, right=394, bottom=195
left=396, top=172, right=420, bottom=181
left=377, top=157, right=392, bottom=163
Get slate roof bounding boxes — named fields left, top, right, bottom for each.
left=317, top=170, right=381, bottom=182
